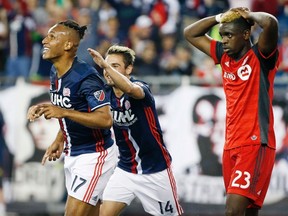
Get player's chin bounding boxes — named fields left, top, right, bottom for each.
left=42, top=54, right=49, bottom=60
left=107, top=83, right=115, bottom=87
left=106, top=81, right=115, bottom=86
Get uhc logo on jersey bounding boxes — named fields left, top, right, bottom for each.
left=51, top=92, right=72, bottom=108
left=94, top=90, right=105, bottom=101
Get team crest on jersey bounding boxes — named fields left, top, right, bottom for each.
left=94, top=90, right=105, bottom=101
left=125, top=100, right=131, bottom=110
left=63, top=87, right=71, bottom=97
left=237, top=64, right=252, bottom=81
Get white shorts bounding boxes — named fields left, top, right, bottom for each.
left=64, top=144, right=117, bottom=206
left=103, top=167, right=184, bottom=215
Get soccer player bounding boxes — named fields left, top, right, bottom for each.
left=88, top=45, right=184, bottom=216
left=184, top=7, right=279, bottom=216
left=27, top=20, right=117, bottom=216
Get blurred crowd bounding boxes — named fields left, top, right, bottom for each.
left=0, top=0, right=287, bottom=86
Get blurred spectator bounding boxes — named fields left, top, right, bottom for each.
left=134, top=40, right=160, bottom=75
left=0, top=5, right=8, bottom=79
left=180, top=0, right=229, bottom=19
left=98, top=0, right=117, bottom=24
left=98, top=16, right=124, bottom=44
left=129, top=14, right=160, bottom=55
left=194, top=55, right=222, bottom=85
left=277, top=0, right=288, bottom=37
left=74, top=8, right=99, bottom=66
left=5, top=0, right=36, bottom=85
left=251, top=0, right=279, bottom=16
left=158, top=33, right=177, bottom=75
left=45, top=0, right=70, bottom=23
left=96, top=15, right=125, bottom=74
left=228, top=0, right=250, bottom=9
left=178, top=0, right=201, bottom=17
left=277, top=32, right=288, bottom=76
left=106, top=0, right=142, bottom=39
left=27, top=0, right=52, bottom=80
left=148, top=0, right=180, bottom=34
left=201, top=0, right=229, bottom=17
left=174, top=43, right=195, bottom=76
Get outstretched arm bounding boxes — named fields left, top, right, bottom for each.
left=88, top=48, right=145, bottom=99
left=183, top=16, right=219, bottom=56
left=236, top=10, right=278, bottom=56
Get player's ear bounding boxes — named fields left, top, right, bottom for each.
left=243, top=29, right=250, bottom=40
left=64, top=41, right=73, bottom=50
left=126, top=65, right=133, bottom=75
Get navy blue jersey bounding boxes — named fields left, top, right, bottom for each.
left=49, top=57, right=114, bottom=156
left=106, top=78, right=172, bottom=174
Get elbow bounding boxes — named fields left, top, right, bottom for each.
left=183, top=26, right=197, bottom=44
left=125, top=87, right=134, bottom=95
left=105, top=117, right=113, bottom=129
left=101, top=114, right=113, bottom=129
left=91, top=112, right=113, bottom=129
left=264, top=15, right=278, bottom=32
left=183, top=27, right=190, bottom=40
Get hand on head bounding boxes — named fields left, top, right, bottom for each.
left=221, top=7, right=254, bottom=26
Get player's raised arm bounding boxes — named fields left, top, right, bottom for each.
left=236, top=9, right=278, bottom=56
left=88, top=47, right=145, bottom=100
left=183, top=15, right=219, bottom=57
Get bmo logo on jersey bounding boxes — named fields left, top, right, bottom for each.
left=50, top=92, right=72, bottom=108
left=237, top=64, right=252, bottom=81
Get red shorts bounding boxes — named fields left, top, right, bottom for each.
left=222, top=144, right=275, bottom=208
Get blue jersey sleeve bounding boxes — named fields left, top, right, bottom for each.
left=79, top=74, right=110, bottom=111
left=133, top=80, right=155, bottom=106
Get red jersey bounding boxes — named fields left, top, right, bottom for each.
left=210, top=40, right=279, bottom=150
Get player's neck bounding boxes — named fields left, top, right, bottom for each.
left=54, top=57, right=75, bottom=78
left=113, top=87, right=124, bottom=98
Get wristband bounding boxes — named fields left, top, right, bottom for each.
left=215, top=13, right=222, bottom=23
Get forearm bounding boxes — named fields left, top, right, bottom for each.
left=248, top=12, right=278, bottom=54
left=184, top=16, right=218, bottom=39
left=247, top=12, right=278, bottom=30
left=62, top=108, right=112, bottom=129
left=103, top=63, right=135, bottom=94
left=184, top=16, right=216, bottom=56
left=55, top=130, right=64, bottom=142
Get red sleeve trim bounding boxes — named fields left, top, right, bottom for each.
left=258, top=47, right=277, bottom=59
